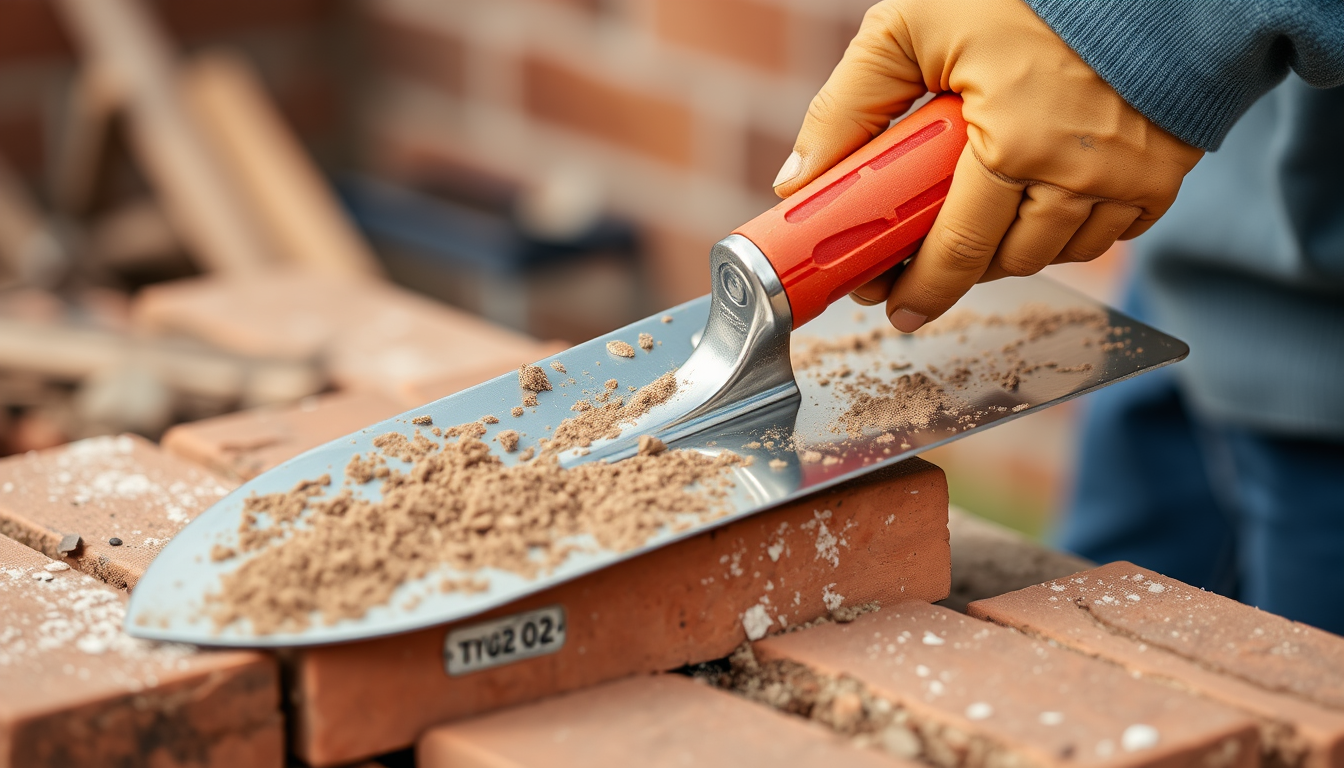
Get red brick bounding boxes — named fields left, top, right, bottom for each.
left=522, top=55, right=695, bottom=168
left=653, top=0, right=789, bottom=72
left=0, top=434, right=234, bottom=590
left=162, top=390, right=404, bottom=481
left=753, top=603, right=1259, bottom=767
left=418, top=673, right=912, bottom=768
left=0, top=534, right=283, bottom=767
left=131, top=269, right=557, bottom=405
left=365, top=12, right=467, bottom=97
left=969, top=561, right=1344, bottom=767
left=289, top=458, right=950, bottom=766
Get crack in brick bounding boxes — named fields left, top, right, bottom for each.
left=1072, top=598, right=1343, bottom=715
left=978, top=600, right=1311, bottom=768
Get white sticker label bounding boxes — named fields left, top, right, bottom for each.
left=444, top=605, right=566, bottom=676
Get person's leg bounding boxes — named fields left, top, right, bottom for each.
left=1060, top=365, right=1239, bottom=594
left=1208, top=427, right=1344, bottom=635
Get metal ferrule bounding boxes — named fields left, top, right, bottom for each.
left=560, top=234, right=799, bottom=466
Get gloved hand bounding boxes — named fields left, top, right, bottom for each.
left=772, top=0, right=1205, bottom=332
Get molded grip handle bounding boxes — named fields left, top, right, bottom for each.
left=734, top=94, right=968, bottom=327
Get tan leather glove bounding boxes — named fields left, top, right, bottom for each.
left=773, top=0, right=1205, bottom=332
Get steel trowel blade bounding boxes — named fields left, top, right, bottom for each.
left=126, top=275, right=1185, bottom=647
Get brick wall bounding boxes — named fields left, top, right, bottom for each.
left=355, top=0, right=869, bottom=306
left=0, top=0, right=344, bottom=183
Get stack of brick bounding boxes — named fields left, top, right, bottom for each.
left=135, top=268, right=567, bottom=483
left=357, top=0, right=871, bottom=306
left=0, top=391, right=954, bottom=767
left=417, top=563, right=1344, bottom=768
left=0, top=435, right=284, bottom=767
left=133, top=268, right=566, bottom=408
left=3, top=386, right=1343, bottom=767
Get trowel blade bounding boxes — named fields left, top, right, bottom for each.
left=126, top=275, right=1186, bottom=647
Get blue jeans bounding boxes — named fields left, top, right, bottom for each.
left=1061, top=301, right=1344, bottom=636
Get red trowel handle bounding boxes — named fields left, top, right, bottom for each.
left=734, top=94, right=968, bottom=327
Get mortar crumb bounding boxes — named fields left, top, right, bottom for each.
left=496, top=430, right=520, bottom=452
left=518, top=364, right=553, bottom=392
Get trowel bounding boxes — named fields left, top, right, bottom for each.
left=127, top=95, right=1188, bottom=646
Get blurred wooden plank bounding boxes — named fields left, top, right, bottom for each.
left=87, top=197, right=182, bottom=272
left=185, top=51, right=383, bottom=279
left=0, top=316, right=324, bottom=406
left=52, top=0, right=277, bottom=275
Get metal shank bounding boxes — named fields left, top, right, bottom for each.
left=560, top=234, right=797, bottom=466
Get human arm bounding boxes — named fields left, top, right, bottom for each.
left=776, top=0, right=1344, bottom=332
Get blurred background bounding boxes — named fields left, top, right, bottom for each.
left=0, top=0, right=1125, bottom=540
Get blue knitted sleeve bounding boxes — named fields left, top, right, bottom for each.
left=1023, top=1, right=1344, bottom=150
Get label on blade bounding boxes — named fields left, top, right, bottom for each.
left=444, top=605, right=566, bottom=676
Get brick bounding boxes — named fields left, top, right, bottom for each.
left=418, top=673, right=911, bottom=768
left=653, top=0, right=789, bottom=72
left=132, top=269, right=556, bottom=405
left=366, top=12, right=467, bottom=97
left=753, top=603, right=1259, bottom=767
left=522, top=55, right=695, bottom=168
left=162, top=390, right=404, bottom=481
left=0, top=534, right=282, bottom=767
left=969, top=561, right=1344, bottom=767
left=0, top=434, right=234, bottom=590
left=289, top=457, right=949, bottom=766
